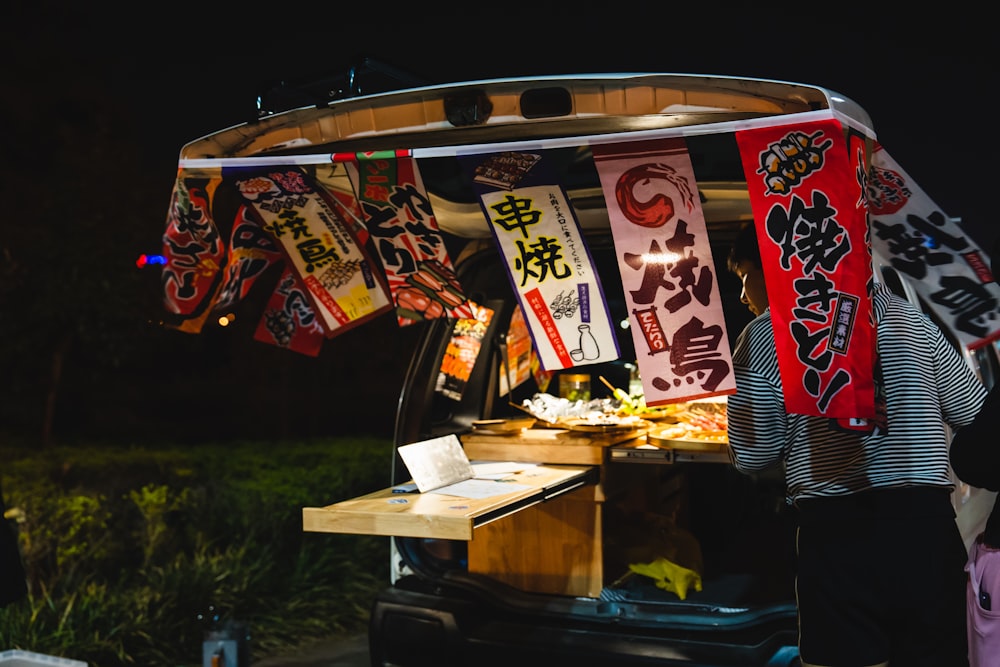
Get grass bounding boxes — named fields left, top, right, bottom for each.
left=0, top=436, right=394, bottom=666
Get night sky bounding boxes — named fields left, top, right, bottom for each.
left=1, top=4, right=993, bottom=440
left=6, top=4, right=992, bottom=246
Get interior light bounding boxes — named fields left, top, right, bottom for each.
left=642, top=250, right=681, bottom=264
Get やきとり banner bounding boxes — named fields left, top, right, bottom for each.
left=336, top=151, right=475, bottom=327
left=735, top=119, right=877, bottom=421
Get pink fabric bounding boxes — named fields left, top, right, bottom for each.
left=967, top=534, right=1000, bottom=667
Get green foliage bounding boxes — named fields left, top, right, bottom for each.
left=0, top=437, right=393, bottom=666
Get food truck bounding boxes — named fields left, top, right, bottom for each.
left=157, top=71, right=1000, bottom=666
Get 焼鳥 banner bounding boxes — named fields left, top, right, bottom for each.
left=592, top=137, right=736, bottom=406
left=226, top=166, right=393, bottom=338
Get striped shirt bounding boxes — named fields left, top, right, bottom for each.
left=728, top=281, right=987, bottom=504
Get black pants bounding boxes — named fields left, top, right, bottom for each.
left=795, top=487, right=968, bottom=667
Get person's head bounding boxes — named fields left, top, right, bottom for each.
left=727, top=222, right=769, bottom=317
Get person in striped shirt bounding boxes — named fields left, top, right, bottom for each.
left=726, top=221, right=987, bottom=667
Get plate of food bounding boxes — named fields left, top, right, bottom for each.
left=647, top=423, right=729, bottom=450
left=470, top=418, right=537, bottom=435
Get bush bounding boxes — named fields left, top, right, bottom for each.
left=0, top=437, right=393, bottom=666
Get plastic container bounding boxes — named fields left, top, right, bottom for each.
left=559, top=373, right=591, bottom=401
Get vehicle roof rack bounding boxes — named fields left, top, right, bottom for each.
left=255, top=56, right=430, bottom=118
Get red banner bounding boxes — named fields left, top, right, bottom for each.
left=213, top=204, right=284, bottom=313
left=253, top=266, right=326, bottom=357
left=735, top=120, right=876, bottom=419
left=161, top=172, right=226, bottom=333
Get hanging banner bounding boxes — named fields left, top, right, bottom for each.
left=498, top=304, right=534, bottom=397
left=460, top=150, right=620, bottom=371
left=253, top=266, right=327, bottom=356
left=435, top=302, right=496, bottom=401
left=212, top=204, right=284, bottom=313
left=161, top=170, right=226, bottom=333
left=310, top=162, right=371, bottom=245
left=736, top=119, right=876, bottom=419
left=592, top=138, right=736, bottom=405
left=226, top=166, right=393, bottom=338
left=869, top=143, right=1000, bottom=350
left=337, top=151, right=474, bottom=326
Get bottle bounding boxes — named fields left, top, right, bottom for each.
left=559, top=373, right=591, bottom=402
left=578, top=324, right=600, bottom=361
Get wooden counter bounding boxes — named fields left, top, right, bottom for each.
left=302, top=425, right=724, bottom=598
left=302, top=464, right=597, bottom=541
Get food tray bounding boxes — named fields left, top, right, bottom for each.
left=470, top=418, right=537, bottom=435
left=646, top=427, right=728, bottom=452
left=644, top=435, right=728, bottom=452
left=558, top=417, right=651, bottom=433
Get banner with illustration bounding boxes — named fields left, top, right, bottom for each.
left=460, top=150, right=620, bottom=371
left=212, top=204, right=285, bottom=314
left=337, top=151, right=474, bottom=326
left=869, top=143, right=1000, bottom=350
left=592, top=138, right=736, bottom=406
left=435, top=302, right=496, bottom=401
left=253, top=266, right=327, bottom=356
left=161, top=171, right=226, bottom=334
left=735, top=119, right=877, bottom=420
left=226, top=165, right=394, bottom=338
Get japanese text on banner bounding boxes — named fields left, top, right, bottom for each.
left=227, top=166, right=393, bottom=337
left=735, top=119, right=876, bottom=419
left=592, top=138, right=736, bottom=406
left=461, top=150, right=620, bottom=371
left=336, top=151, right=474, bottom=326
left=161, top=171, right=226, bottom=334
left=869, top=143, right=1000, bottom=350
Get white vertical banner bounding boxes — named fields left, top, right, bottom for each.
left=592, top=138, right=736, bottom=406
left=869, top=144, right=1000, bottom=350
left=460, top=150, right=620, bottom=371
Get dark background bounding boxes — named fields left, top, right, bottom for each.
left=1, top=4, right=992, bottom=444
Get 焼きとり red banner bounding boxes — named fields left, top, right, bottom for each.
left=736, top=119, right=877, bottom=419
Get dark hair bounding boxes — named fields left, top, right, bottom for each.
left=727, top=222, right=762, bottom=274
